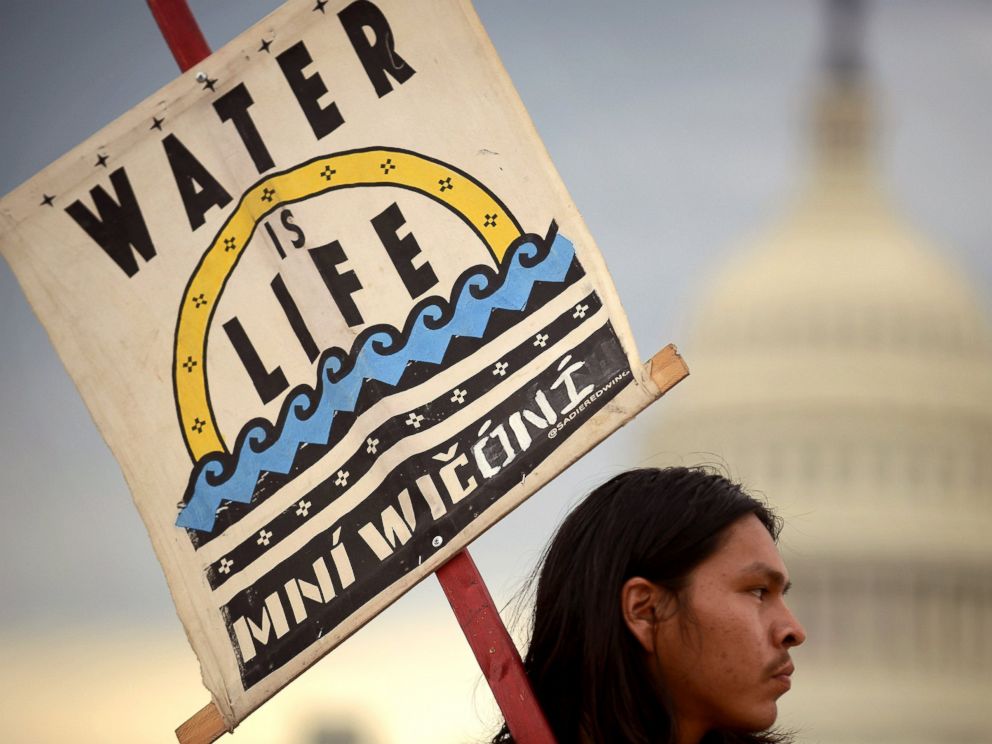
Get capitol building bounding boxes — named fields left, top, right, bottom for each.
left=647, top=3, right=992, bottom=742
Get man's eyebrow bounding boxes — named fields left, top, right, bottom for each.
left=739, top=561, right=792, bottom=593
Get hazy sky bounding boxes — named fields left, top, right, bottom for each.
left=1, top=0, right=989, bottom=639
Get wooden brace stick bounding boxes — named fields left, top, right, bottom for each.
left=437, top=550, right=556, bottom=743
left=647, top=343, right=689, bottom=395
left=145, top=0, right=210, bottom=73
left=176, top=703, right=228, bottom=744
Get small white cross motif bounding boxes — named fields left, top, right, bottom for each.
left=218, top=558, right=233, bottom=574
left=406, top=412, right=425, bottom=429
left=493, top=361, right=509, bottom=377
left=296, top=500, right=311, bottom=517
left=451, top=388, right=467, bottom=404
left=533, top=333, right=549, bottom=348
left=257, top=529, right=273, bottom=547
left=335, top=470, right=349, bottom=487
left=573, top=303, right=589, bottom=319
left=366, top=437, right=379, bottom=455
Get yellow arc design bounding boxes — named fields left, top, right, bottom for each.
left=174, top=148, right=523, bottom=462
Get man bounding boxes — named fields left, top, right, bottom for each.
left=491, top=466, right=806, bottom=743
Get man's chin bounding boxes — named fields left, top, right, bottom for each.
left=736, top=701, right=779, bottom=733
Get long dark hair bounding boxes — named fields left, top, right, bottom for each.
left=492, top=466, right=789, bottom=744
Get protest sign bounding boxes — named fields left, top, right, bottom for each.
left=0, top=0, right=678, bottom=729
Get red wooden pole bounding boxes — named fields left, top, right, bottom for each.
left=148, top=3, right=556, bottom=742
left=147, top=0, right=211, bottom=72
left=437, top=551, right=556, bottom=743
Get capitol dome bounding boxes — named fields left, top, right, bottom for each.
left=648, top=2, right=992, bottom=741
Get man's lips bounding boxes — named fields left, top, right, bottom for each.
left=770, top=661, right=795, bottom=689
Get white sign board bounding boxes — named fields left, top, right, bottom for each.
left=0, top=0, right=664, bottom=728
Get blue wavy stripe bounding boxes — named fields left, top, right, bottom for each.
left=176, top=233, right=576, bottom=532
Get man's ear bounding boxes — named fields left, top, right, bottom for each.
left=621, top=576, right=668, bottom=654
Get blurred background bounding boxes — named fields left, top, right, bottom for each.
left=1, top=1, right=990, bottom=742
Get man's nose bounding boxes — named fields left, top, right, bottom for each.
left=779, top=602, right=807, bottom=648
